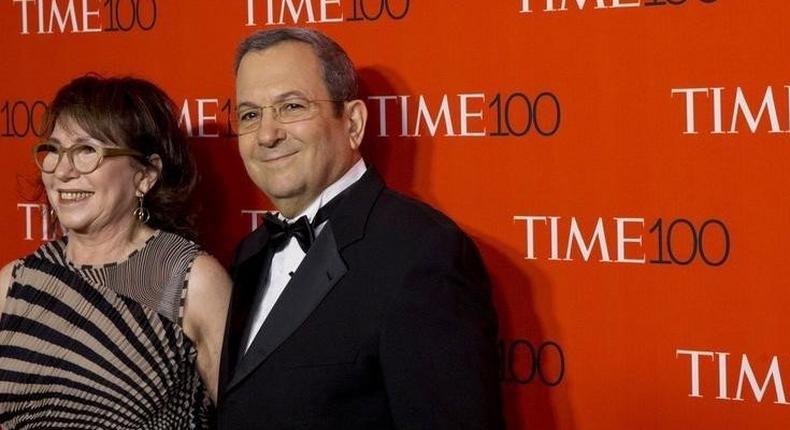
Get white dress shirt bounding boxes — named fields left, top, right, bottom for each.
left=244, top=159, right=367, bottom=352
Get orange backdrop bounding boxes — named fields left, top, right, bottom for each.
left=2, top=1, right=789, bottom=428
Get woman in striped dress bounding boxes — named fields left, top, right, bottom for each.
left=0, top=76, right=231, bottom=429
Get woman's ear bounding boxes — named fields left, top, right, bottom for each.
left=136, top=154, right=162, bottom=196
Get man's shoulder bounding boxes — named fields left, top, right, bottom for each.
left=367, top=187, right=471, bottom=247
left=362, top=187, right=490, bottom=301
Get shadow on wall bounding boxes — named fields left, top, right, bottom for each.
left=358, top=66, right=420, bottom=197
left=472, top=230, right=574, bottom=430
left=359, top=66, right=573, bottom=429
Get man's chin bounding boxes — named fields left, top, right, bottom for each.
left=261, top=185, right=305, bottom=204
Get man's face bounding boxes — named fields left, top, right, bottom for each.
left=236, top=41, right=360, bottom=217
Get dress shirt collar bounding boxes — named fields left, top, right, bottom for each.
left=280, top=158, right=367, bottom=224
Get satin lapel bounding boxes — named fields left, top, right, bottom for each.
left=324, top=166, right=384, bottom=250
left=218, top=229, right=270, bottom=397
left=233, top=246, right=275, bottom=367
left=226, top=224, right=347, bottom=392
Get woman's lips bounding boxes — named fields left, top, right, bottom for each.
left=57, top=190, right=94, bottom=204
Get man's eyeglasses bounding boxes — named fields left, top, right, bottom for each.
left=33, top=141, right=144, bottom=174
left=233, top=98, right=344, bottom=135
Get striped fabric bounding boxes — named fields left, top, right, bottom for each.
left=0, top=231, right=212, bottom=429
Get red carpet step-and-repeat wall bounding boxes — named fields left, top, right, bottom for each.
left=1, top=1, right=788, bottom=428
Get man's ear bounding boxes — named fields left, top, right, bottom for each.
left=136, top=154, right=162, bottom=196
left=345, top=99, right=368, bottom=150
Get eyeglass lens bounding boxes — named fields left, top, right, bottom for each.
left=35, top=143, right=101, bottom=173
left=234, top=99, right=318, bottom=134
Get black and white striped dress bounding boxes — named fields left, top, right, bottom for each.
left=0, top=231, right=212, bottom=429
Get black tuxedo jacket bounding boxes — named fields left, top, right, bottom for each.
left=217, top=168, right=503, bottom=429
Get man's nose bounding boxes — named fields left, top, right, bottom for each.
left=254, top=109, right=286, bottom=147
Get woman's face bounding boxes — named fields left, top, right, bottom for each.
left=43, top=119, right=146, bottom=236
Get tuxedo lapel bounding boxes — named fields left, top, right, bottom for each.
left=234, top=245, right=275, bottom=366
left=219, top=227, right=270, bottom=397
left=323, top=166, right=385, bottom=250
left=226, top=224, right=347, bottom=392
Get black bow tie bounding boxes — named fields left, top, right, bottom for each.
left=263, top=190, right=348, bottom=253
left=263, top=189, right=348, bottom=254
left=263, top=214, right=315, bottom=253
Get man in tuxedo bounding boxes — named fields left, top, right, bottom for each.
left=218, top=28, right=504, bottom=429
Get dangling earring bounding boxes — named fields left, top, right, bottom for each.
left=45, top=203, right=62, bottom=239
left=47, top=205, right=57, bottom=222
left=133, top=194, right=150, bottom=224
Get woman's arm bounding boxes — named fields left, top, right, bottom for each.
left=0, top=261, right=19, bottom=314
left=182, top=254, right=232, bottom=404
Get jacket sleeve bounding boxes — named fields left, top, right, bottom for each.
left=379, top=228, right=505, bottom=429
